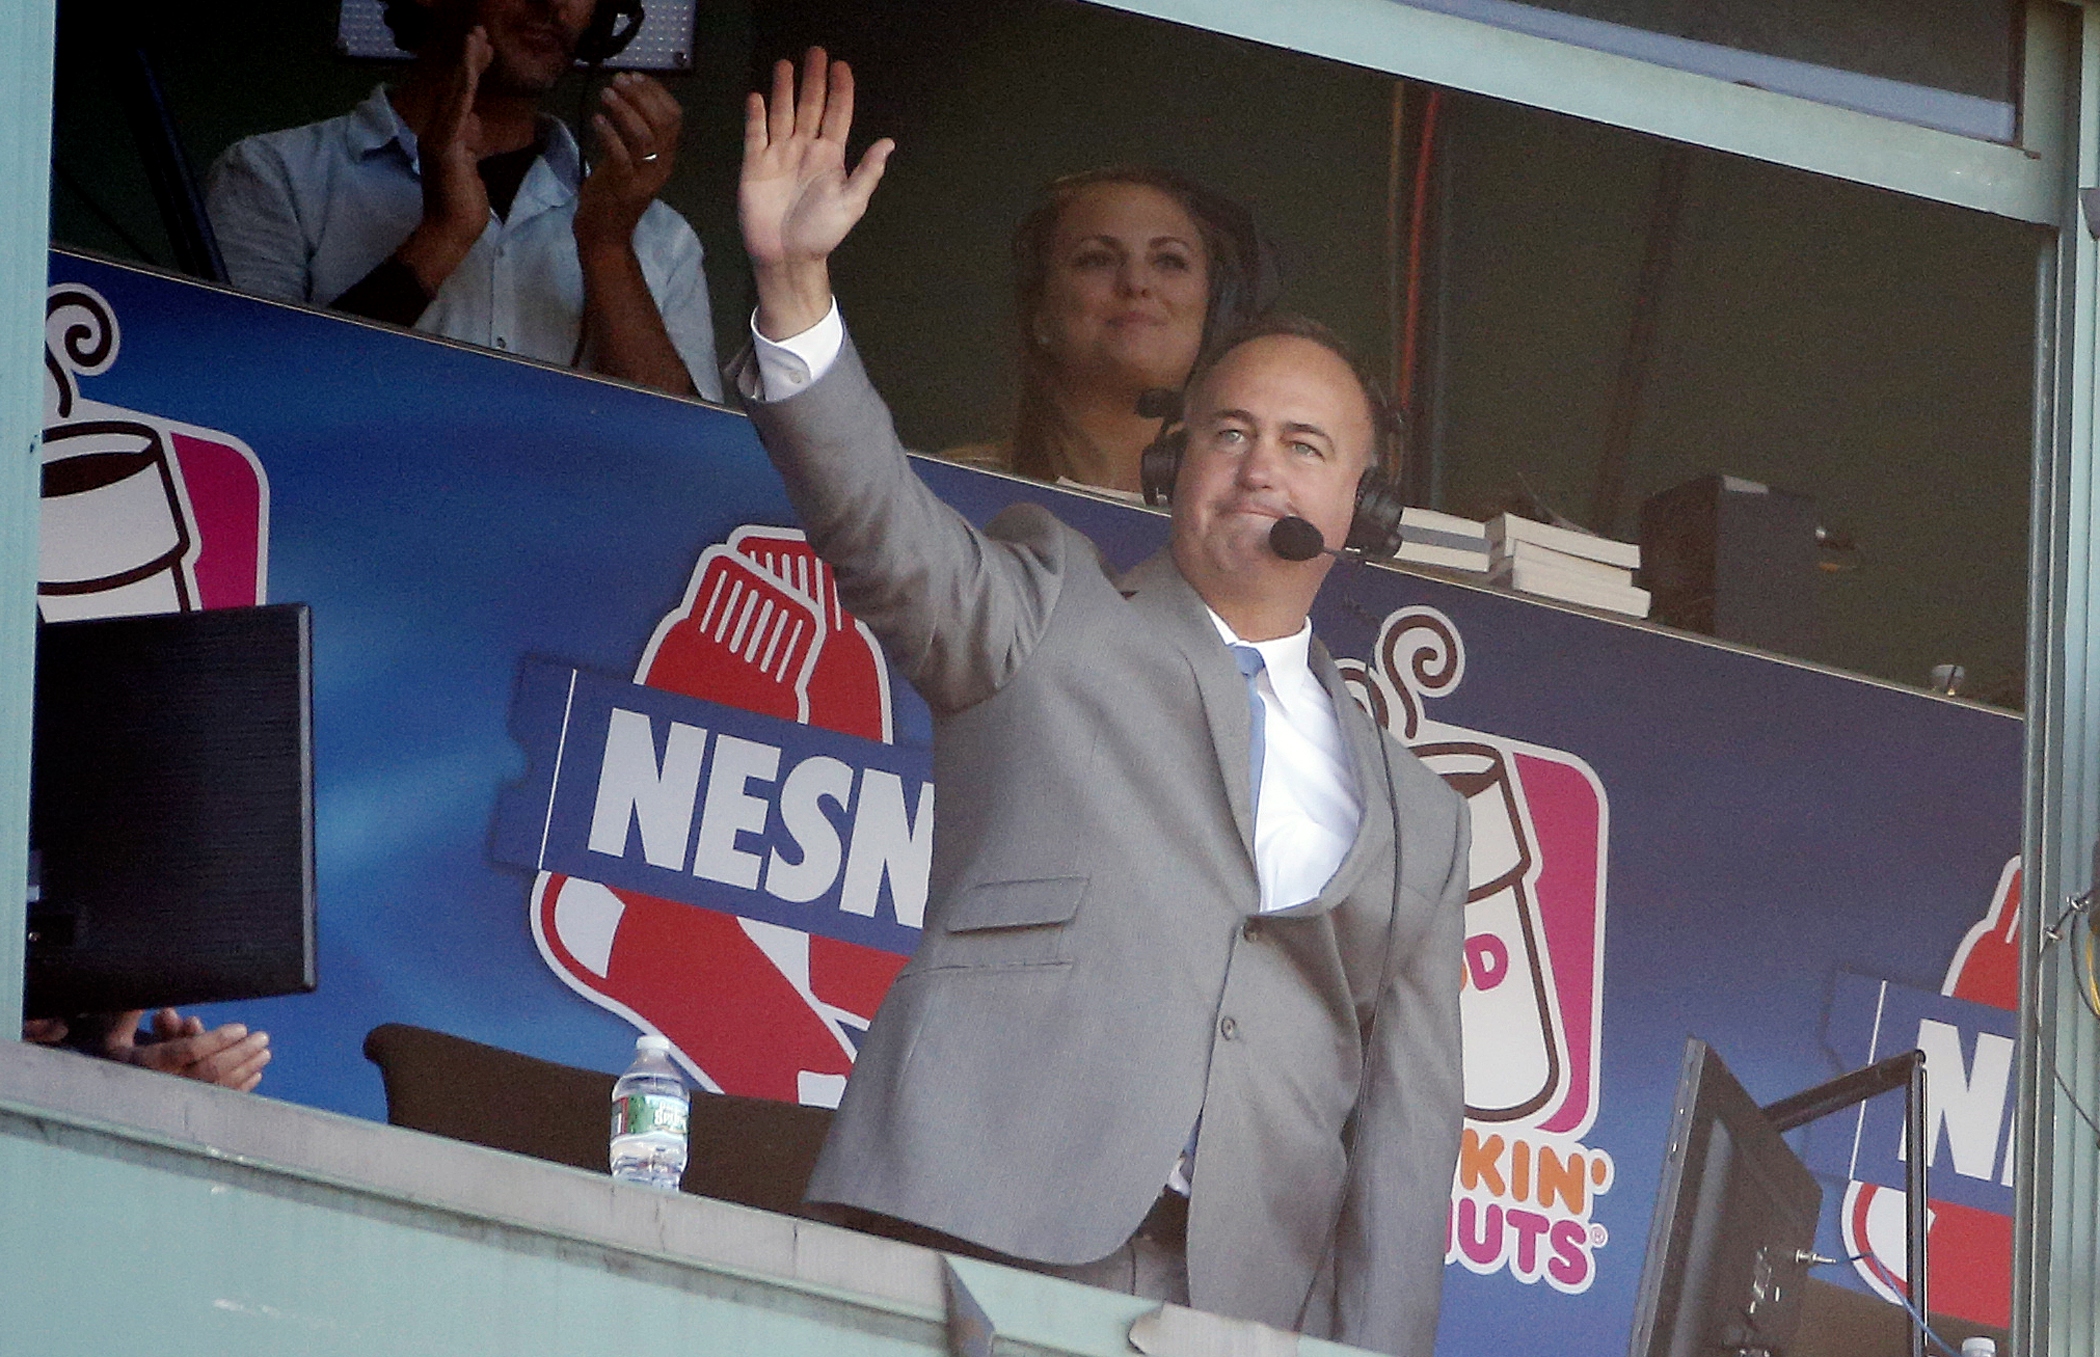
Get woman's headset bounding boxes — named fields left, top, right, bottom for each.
left=1137, top=320, right=1410, bottom=559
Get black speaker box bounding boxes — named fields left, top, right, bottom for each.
left=1639, top=474, right=1817, bottom=654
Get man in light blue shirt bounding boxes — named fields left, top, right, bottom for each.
left=206, top=0, right=720, bottom=400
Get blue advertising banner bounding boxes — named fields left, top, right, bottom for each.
left=40, top=250, right=2025, bottom=1351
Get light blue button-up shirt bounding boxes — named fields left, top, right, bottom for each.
left=205, top=86, right=721, bottom=400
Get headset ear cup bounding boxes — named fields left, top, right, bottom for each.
left=1346, top=466, right=1408, bottom=557
left=1140, top=428, right=1186, bottom=508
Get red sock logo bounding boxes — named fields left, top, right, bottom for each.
left=1840, top=857, right=2020, bottom=1328
left=532, top=528, right=907, bottom=1103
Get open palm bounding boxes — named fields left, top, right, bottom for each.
left=740, top=48, right=893, bottom=271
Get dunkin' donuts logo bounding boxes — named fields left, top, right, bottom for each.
left=39, top=285, right=270, bottom=620
left=1341, top=607, right=1616, bottom=1295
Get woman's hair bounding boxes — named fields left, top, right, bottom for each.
left=1007, top=166, right=1275, bottom=482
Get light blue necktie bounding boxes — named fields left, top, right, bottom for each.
left=1231, top=644, right=1267, bottom=816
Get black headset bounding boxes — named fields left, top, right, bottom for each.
left=1137, top=370, right=1410, bottom=559
left=575, top=0, right=646, bottom=65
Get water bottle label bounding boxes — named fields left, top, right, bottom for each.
left=612, top=1093, right=688, bottom=1139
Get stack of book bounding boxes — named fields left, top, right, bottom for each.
left=1393, top=507, right=1491, bottom=573
left=1486, top=514, right=1650, bottom=618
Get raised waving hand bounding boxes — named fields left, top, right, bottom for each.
left=740, top=48, right=894, bottom=339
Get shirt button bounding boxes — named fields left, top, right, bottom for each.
left=1241, top=919, right=1262, bottom=942
left=1219, top=1016, right=1238, bottom=1040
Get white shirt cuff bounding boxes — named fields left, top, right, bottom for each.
left=749, top=299, right=845, bottom=401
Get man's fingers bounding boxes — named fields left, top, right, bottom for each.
left=434, top=30, right=489, bottom=154
left=190, top=1032, right=271, bottom=1090
left=151, top=1006, right=204, bottom=1039
left=107, top=1009, right=146, bottom=1048
left=619, top=74, right=683, bottom=139
left=845, top=137, right=894, bottom=203
left=795, top=46, right=829, bottom=140
left=818, top=58, right=855, bottom=146
left=463, top=26, right=493, bottom=85
left=447, top=28, right=489, bottom=111
left=744, top=89, right=769, bottom=160
left=598, top=86, right=657, bottom=160
left=590, top=113, right=633, bottom=174
left=22, top=1017, right=66, bottom=1045
left=768, top=58, right=796, bottom=147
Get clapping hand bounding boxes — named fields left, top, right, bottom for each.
left=574, top=72, right=683, bottom=256
left=740, top=47, right=893, bottom=338
left=105, top=1008, right=272, bottom=1092
left=399, top=25, right=495, bottom=294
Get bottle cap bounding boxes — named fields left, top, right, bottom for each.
left=635, top=1034, right=672, bottom=1054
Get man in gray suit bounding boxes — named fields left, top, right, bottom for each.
left=732, top=50, right=1469, bottom=1357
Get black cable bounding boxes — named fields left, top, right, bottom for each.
left=2037, top=898, right=2100, bottom=1141
left=2050, top=1057, right=2100, bottom=1146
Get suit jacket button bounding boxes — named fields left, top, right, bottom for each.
left=1241, top=919, right=1262, bottom=942
left=1219, top=1016, right=1238, bottom=1040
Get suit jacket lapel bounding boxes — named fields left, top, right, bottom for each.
left=1268, top=638, right=1398, bottom=919
left=1117, top=551, right=1258, bottom=864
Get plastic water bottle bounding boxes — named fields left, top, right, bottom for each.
left=1960, top=1340, right=1997, bottom=1357
left=609, top=1034, right=688, bottom=1190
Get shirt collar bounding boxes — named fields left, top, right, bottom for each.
left=349, top=85, right=416, bottom=161
left=347, top=84, right=581, bottom=200
left=1205, top=608, right=1322, bottom=721
left=534, top=116, right=583, bottom=193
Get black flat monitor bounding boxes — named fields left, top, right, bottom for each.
left=1628, top=1038, right=1823, bottom=1357
left=26, top=604, right=315, bottom=1019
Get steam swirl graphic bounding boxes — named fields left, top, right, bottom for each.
left=45, top=286, right=120, bottom=423
left=1375, top=607, right=1466, bottom=741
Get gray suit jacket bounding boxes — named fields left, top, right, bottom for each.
left=742, top=338, right=1468, bottom=1357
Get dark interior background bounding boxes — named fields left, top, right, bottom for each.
left=47, top=0, right=2041, bottom=702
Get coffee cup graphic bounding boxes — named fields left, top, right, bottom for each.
left=1416, top=740, right=1565, bottom=1122
left=39, top=418, right=198, bottom=622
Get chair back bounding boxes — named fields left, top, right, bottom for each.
left=362, top=1023, right=833, bottom=1216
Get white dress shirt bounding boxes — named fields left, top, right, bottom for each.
left=1206, top=613, right=1363, bottom=912
left=207, top=85, right=723, bottom=401
left=750, top=299, right=846, bottom=399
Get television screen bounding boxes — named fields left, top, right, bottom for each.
left=1628, top=1038, right=1823, bottom=1357
left=26, top=603, right=315, bottom=1018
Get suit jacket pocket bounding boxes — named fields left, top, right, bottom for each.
left=945, top=875, right=1088, bottom=933
left=921, top=874, right=1087, bottom=970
